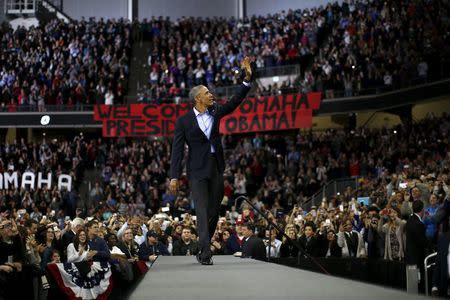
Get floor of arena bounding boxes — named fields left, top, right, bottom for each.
left=127, top=256, right=427, bottom=300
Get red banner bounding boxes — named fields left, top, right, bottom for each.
left=93, top=93, right=321, bottom=137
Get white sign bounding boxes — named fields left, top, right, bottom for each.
left=0, top=172, right=72, bottom=191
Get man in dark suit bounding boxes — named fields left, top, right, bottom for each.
left=405, top=200, right=428, bottom=289
left=241, top=223, right=267, bottom=261
left=169, top=57, right=254, bottom=265
left=431, top=221, right=450, bottom=296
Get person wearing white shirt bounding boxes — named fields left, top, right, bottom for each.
left=104, top=88, right=114, bottom=105
left=264, top=228, right=282, bottom=258
left=67, top=230, right=95, bottom=263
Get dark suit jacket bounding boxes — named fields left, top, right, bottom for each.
left=432, top=231, right=450, bottom=295
left=242, top=235, right=266, bottom=261
left=405, top=214, right=427, bottom=266
left=170, top=84, right=251, bottom=180
left=61, top=230, right=75, bottom=253
left=316, top=234, right=342, bottom=258
left=298, top=235, right=319, bottom=257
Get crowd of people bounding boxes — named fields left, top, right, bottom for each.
left=0, top=112, right=448, bottom=298
left=0, top=0, right=448, bottom=109
left=0, top=17, right=131, bottom=111
left=139, top=0, right=449, bottom=102
left=139, top=8, right=327, bottom=101
left=300, top=0, right=449, bottom=97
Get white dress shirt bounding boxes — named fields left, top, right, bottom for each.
left=67, top=243, right=90, bottom=263
left=194, top=107, right=215, bottom=153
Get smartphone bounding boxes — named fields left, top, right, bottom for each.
left=161, top=207, right=170, bottom=213
left=192, top=216, right=197, bottom=221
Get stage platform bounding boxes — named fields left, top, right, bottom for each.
left=128, top=256, right=427, bottom=300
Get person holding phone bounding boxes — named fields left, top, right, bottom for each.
left=169, top=57, right=255, bottom=265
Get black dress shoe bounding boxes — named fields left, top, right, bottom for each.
left=201, top=257, right=213, bottom=265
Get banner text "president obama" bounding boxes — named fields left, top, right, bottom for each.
left=93, top=93, right=321, bottom=137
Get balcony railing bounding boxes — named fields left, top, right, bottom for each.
left=5, top=0, right=36, bottom=14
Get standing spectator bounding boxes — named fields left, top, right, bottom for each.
left=423, top=194, right=439, bottom=243
left=117, top=228, right=140, bottom=260
left=172, top=227, right=199, bottom=256
left=138, top=230, right=169, bottom=262
left=363, top=214, right=383, bottom=259
left=86, top=220, right=110, bottom=262
left=67, top=230, right=92, bottom=263
left=280, top=224, right=299, bottom=258
left=61, top=217, right=84, bottom=257
left=405, top=201, right=427, bottom=288
left=241, top=223, right=266, bottom=261
left=104, top=88, right=114, bottom=105
left=298, top=222, right=319, bottom=257
left=0, top=218, right=24, bottom=299
left=431, top=218, right=450, bottom=296
left=264, top=228, right=282, bottom=258
left=379, top=208, right=406, bottom=261
left=337, top=219, right=366, bottom=258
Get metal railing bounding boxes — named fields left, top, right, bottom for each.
left=302, top=177, right=359, bottom=211
left=5, top=0, right=36, bottom=14
left=0, top=104, right=95, bottom=112
left=255, top=64, right=301, bottom=78
left=424, top=252, right=437, bottom=296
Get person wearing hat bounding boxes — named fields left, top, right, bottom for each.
left=138, top=230, right=169, bottom=263
left=169, top=57, right=254, bottom=265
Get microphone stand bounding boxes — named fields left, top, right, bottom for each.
left=236, top=195, right=329, bottom=275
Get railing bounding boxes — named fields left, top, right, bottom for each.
left=38, top=0, right=72, bottom=22
left=4, top=76, right=450, bottom=115
left=42, top=0, right=61, bottom=10
left=4, top=0, right=36, bottom=14
left=424, top=252, right=437, bottom=296
left=302, top=177, right=359, bottom=211
left=255, top=64, right=301, bottom=78
left=0, top=104, right=95, bottom=112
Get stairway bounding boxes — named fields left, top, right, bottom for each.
left=36, top=0, right=72, bottom=24
left=126, top=40, right=152, bottom=103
